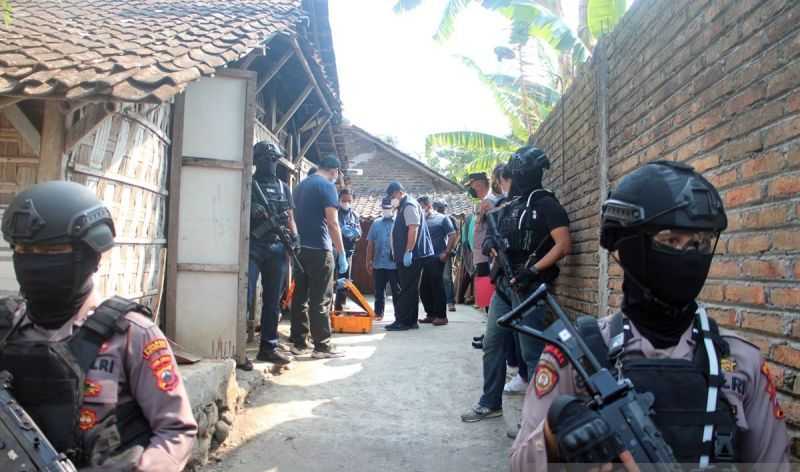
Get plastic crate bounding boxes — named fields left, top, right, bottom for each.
left=330, top=280, right=375, bottom=334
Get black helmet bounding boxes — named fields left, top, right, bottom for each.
left=2, top=180, right=115, bottom=253
left=253, top=141, right=283, bottom=160
left=506, top=146, right=549, bottom=195
left=600, top=161, right=727, bottom=251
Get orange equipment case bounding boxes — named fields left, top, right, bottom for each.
left=330, top=280, right=375, bottom=334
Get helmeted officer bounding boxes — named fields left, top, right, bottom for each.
left=0, top=180, right=197, bottom=471
left=511, top=161, right=790, bottom=471
left=247, top=141, right=299, bottom=368
left=462, top=146, right=571, bottom=423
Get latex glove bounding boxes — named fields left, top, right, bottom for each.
left=547, top=395, right=624, bottom=465
left=335, top=277, right=347, bottom=291
left=337, top=251, right=349, bottom=274
left=402, top=251, right=413, bottom=267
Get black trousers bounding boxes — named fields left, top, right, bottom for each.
left=290, top=248, right=334, bottom=351
left=396, top=257, right=425, bottom=326
left=373, top=268, right=400, bottom=316
left=420, top=257, right=446, bottom=319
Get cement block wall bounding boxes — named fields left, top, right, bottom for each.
left=534, top=0, right=800, bottom=454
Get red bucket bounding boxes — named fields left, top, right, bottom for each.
left=474, top=275, right=495, bottom=309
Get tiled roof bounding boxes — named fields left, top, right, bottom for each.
left=352, top=192, right=475, bottom=221
left=0, top=0, right=303, bottom=102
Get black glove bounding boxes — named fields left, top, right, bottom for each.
left=547, top=395, right=624, bottom=464
left=81, top=445, right=145, bottom=472
left=83, top=414, right=121, bottom=467
left=481, top=236, right=498, bottom=257
left=252, top=203, right=268, bottom=219
left=289, top=232, right=300, bottom=252
left=511, top=265, right=539, bottom=291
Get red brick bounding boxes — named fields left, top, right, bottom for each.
left=742, top=259, right=786, bottom=279
left=724, top=284, right=766, bottom=304
left=741, top=311, right=784, bottom=335
left=727, top=83, right=765, bottom=114
left=706, top=307, right=737, bottom=328
left=764, top=116, right=800, bottom=148
left=709, top=260, right=739, bottom=278
left=767, top=174, right=800, bottom=198
left=723, top=183, right=762, bottom=208
left=771, top=287, right=800, bottom=308
left=781, top=397, right=800, bottom=426
left=707, top=168, right=738, bottom=188
left=766, top=61, right=800, bottom=98
left=702, top=123, right=731, bottom=151
left=738, top=204, right=790, bottom=229
left=691, top=154, right=719, bottom=172
left=774, top=230, right=800, bottom=251
left=772, top=344, right=800, bottom=369
left=727, top=234, right=771, bottom=254
left=789, top=143, right=800, bottom=168
left=740, top=150, right=784, bottom=179
left=794, top=260, right=800, bottom=279
left=699, top=284, right=724, bottom=303
left=789, top=90, right=800, bottom=113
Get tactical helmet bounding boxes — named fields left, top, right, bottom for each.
left=506, top=146, right=550, bottom=195
left=2, top=181, right=115, bottom=253
left=253, top=141, right=283, bottom=160
left=600, top=161, right=727, bottom=251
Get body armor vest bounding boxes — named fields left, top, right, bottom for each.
left=253, top=178, right=290, bottom=242
left=578, top=309, right=739, bottom=465
left=0, top=296, right=152, bottom=465
left=497, top=189, right=555, bottom=265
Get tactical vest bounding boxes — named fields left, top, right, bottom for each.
left=253, top=178, right=291, bottom=241
left=0, top=296, right=153, bottom=466
left=577, top=309, right=739, bottom=465
left=497, top=189, right=559, bottom=281
left=391, top=195, right=434, bottom=262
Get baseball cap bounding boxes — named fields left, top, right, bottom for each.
left=318, top=155, right=341, bottom=170
left=380, top=196, right=393, bottom=209
left=386, top=181, right=405, bottom=196
left=463, top=172, right=489, bottom=186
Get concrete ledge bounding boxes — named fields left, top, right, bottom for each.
left=181, top=360, right=269, bottom=470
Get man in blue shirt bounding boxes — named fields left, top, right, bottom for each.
left=385, top=181, right=434, bottom=331
left=418, top=196, right=457, bottom=326
left=334, top=188, right=361, bottom=311
left=290, top=155, right=347, bottom=359
left=366, top=197, right=399, bottom=321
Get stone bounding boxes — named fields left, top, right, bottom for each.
left=213, top=420, right=231, bottom=444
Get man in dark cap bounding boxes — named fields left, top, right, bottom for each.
left=290, top=155, right=347, bottom=358
left=385, top=182, right=434, bottom=331
left=365, top=196, right=400, bottom=321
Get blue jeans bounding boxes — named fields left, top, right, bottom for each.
left=373, top=268, right=400, bottom=316
left=248, top=242, right=289, bottom=352
left=478, top=288, right=547, bottom=410
left=443, top=258, right=455, bottom=304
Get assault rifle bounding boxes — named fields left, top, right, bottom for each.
left=0, top=371, right=77, bottom=471
left=497, top=284, right=681, bottom=471
left=252, top=181, right=304, bottom=273
left=484, top=208, right=521, bottom=306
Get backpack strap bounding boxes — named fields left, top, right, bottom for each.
left=68, top=296, right=151, bottom=374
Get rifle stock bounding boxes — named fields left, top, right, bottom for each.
left=252, top=181, right=304, bottom=273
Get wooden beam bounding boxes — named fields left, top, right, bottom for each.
left=299, top=108, right=323, bottom=133
left=269, top=92, right=277, bottom=130
left=297, top=114, right=331, bottom=163
left=0, top=97, right=23, bottom=110
left=64, top=103, right=112, bottom=152
left=38, top=101, right=65, bottom=181
left=275, top=83, right=313, bottom=134
left=290, top=37, right=333, bottom=117
left=165, top=93, right=186, bottom=340
left=2, top=105, right=41, bottom=156
left=255, top=48, right=295, bottom=95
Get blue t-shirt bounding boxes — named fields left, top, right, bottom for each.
left=426, top=212, right=456, bottom=255
left=294, top=174, right=339, bottom=251
left=367, top=217, right=396, bottom=270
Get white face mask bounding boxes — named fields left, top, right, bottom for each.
left=340, top=202, right=351, bottom=210
left=382, top=209, right=393, bottom=219
left=391, top=198, right=400, bottom=208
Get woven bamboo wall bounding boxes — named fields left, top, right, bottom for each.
left=66, top=103, right=170, bottom=313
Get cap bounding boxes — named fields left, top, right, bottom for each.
left=318, top=155, right=341, bottom=170
left=418, top=195, right=431, bottom=206
left=386, top=181, right=405, bottom=196
left=380, top=196, right=393, bottom=209
left=433, top=200, right=448, bottom=212
left=463, top=172, right=489, bottom=185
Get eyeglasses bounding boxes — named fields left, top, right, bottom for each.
left=651, top=229, right=718, bottom=255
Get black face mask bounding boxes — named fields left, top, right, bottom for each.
left=468, top=188, right=478, bottom=199
left=255, top=155, right=278, bottom=178
left=13, top=250, right=99, bottom=329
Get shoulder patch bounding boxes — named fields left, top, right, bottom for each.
left=534, top=363, right=559, bottom=398
left=143, top=338, right=169, bottom=359
left=149, top=354, right=179, bottom=392
left=761, top=361, right=785, bottom=420
left=543, top=344, right=567, bottom=367
left=720, top=357, right=737, bottom=373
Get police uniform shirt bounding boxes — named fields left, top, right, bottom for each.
left=510, top=312, right=790, bottom=472
left=11, top=291, right=197, bottom=471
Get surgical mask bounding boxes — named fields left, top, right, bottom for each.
left=13, top=250, right=99, bottom=329
left=391, top=198, right=400, bottom=208
left=468, top=188, right=478, bottom=199
left=340, top=202, right=351, bottom=210
left=382, top=209, right=393, bottom=219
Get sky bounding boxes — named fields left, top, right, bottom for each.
left=328, top=0, right=580, bottom=158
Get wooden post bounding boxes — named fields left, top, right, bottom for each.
left=275, top=84, right=313, bottom=133
left=38, top=101, right=66, bottom=182
left=297, top=114, right=332, bottom=162
left=165, top=93, right=186, bottom=340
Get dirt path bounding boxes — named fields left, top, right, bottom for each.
left=203, top=300, right=514, bottom=472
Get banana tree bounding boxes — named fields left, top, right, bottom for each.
left=425, top=133, right=520, bottom=181
left=1, top=0, right=11, bottom=25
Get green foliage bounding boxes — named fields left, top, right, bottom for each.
left=495, top=1, right=589, bottom=61
left=587, top=0, right=626, bottom=40
left=424, top=146, right=512, bottom=182
left=1, top=0, right=11, bottom=26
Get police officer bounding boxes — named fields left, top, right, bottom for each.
left=334, top=188, right=361, bottom=311
left=0, top=180, right=197, bottom=471
left=510, top=161, right=790, bottom=471
left=246, top=142, right=298, bottom=368
left=462, top=146, right=571, bottom=423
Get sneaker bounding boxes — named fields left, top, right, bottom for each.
left=385, top=323, right=410, bottom=331
left=473, top=335, right=484, bottom=342
left=374, top=313, right=384, bottom=321
left=507, top=422, right=521, bottom=439
left=290, top=345, right=311, bottom=356
left=503, top=374, right=528, bottom=395
left=432, top=318, right=448, bottom=326
left=460, top=405, right=502, bottom=423
left=236, top=357, right=254, bottom=371
left=312, top=349, right=345, bottom=359
left=448, top=304, right=456, bottom=312
left=276, top=342, right=293, bottom=353
left=419, top=316, right=435, bottom=324
left=256, top=350, right=291, bottom=365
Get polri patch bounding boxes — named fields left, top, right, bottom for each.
left=150, top=355, right=178, bottom=392
left=143, top=338, right=169, bottom=359
left=79, top=408, right=97, bottom=431
left=83, top=379, right=102, bottom=398
left=761, top=361, right=784, bottom=420
left=534, top=363, right=558, bottom=398
left=720, top=357, right=737, bottom=373
left=543, top=344, right=567, bottom=367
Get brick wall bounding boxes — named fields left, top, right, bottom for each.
left=534, top=0, right=800, bottom=454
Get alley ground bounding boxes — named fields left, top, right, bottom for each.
left=202, top=299, right=522, bottom=472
